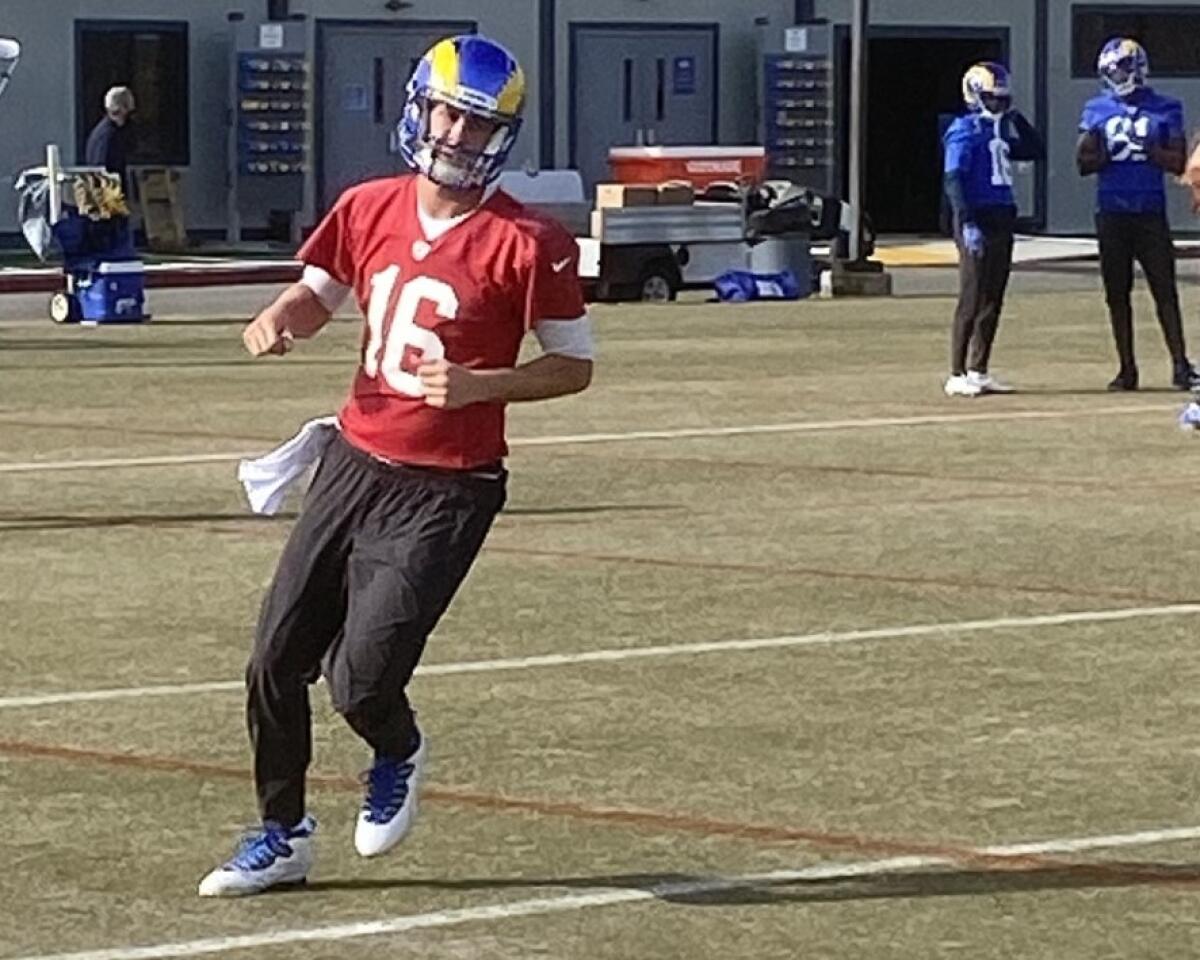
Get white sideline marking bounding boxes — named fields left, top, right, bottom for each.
left=0, top=452, right=259, bottom=473
left=2, top=603, right=1197, bottom=710
left=0, top=403, right=1174, bottom=474
left=12, top=823, right=1200, bottom=960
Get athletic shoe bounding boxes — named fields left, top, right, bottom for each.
left=944, top=373, right=983, bottom=397
left=1107, top=369, right=1139, bottom=391
left=966, top=370, right=1015, bottom=394
left=355, top=730, right=428, bottom=858
left=198, top=815, right=316, bottom=897
left=1172, top=362, right=1200, bottom=391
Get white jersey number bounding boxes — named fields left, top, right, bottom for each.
left=1104, top=114, right=1152, bottom=163
left=988, top=136, right=1013, bottom=187
left=363, top=266, right=457, bottom=396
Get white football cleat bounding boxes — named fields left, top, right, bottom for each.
left=355, top=732, right=428, bottom=858
left=967, top=370, right=1015, bottom=393
left=944, top=373, right=983, bottom=397
left=198, top=815, right=316, bottom=897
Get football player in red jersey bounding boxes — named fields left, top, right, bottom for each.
left=200, top=35, right=592, bottom=897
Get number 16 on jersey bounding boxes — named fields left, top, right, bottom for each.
left=363, top=265, right=457, bottom=397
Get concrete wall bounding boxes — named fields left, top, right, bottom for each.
left=548, top=0, right=794, bottom=166
left=813, top=0, right=1200, bottom=233
left=1044, top=0, right=1200, bottom=234
left=24, top=0, right=1198, bottom=237
left=0, top=1, right=234, bottom=236
left=0, top=1, right=547, bottom=237
left=0, top=0, right=795, bottom=239
left=811, top=0, right=1040, bottom=222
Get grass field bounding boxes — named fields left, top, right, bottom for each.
left=4, top=278, right=1200, bottom=958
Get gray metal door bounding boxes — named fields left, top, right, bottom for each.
left=319, top=23, right=469, bottom=211
left=572, top=27, right=716, bottom=193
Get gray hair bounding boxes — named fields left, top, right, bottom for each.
left=104, top=86, right=135, bottom=113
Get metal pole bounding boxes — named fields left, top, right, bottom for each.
left=847, top=0, right=867, bottom=263
left=226, top=13, right=243, bottom=244
left=46, top=143, right=62, bottom=225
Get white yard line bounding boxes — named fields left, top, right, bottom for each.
left=0, top=403, right=1174, bottom=474
left=11, top=822, right=1200, bottom=960
left=0, top=451, right=261, bottom=473
left=3, top=602, right=1197, bottom=710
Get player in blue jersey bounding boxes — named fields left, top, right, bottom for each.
left=1077, top=38, right=1198, bottom=391
left=942, top=62, right=1043, bottom=397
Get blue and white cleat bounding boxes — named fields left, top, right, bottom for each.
left=198, top=815, right=316, bottom=897
left=354, top=731, right=428, bottom=857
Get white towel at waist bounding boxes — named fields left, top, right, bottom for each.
left=238, top=415, right=339, bottom=515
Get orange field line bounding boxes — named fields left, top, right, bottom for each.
left=484, top=544, right=1188, bottom=606
left=1, top=736, right=1198, bottom=890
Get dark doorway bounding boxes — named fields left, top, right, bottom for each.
left=75, top=20, right=189, bottom=166
left=838, top=32, right=1006, bottom=233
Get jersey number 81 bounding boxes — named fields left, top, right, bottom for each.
left=1104, top=114, right=1151, bottom=163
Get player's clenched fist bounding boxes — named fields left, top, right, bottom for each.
left=243, top=314, right=293, bottom=357
left=418, top=358, right=484, bottom=409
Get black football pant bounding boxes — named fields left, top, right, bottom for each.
left=1096, top=211, right=1188, bottom=373
left=951, top=208, right=1015, bottom=376
left=246, top=433, right=506, bottom=828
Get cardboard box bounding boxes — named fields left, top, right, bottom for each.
left=656, top=182, right=695, bottom=206
left=595, top=183, right=658, bottom=208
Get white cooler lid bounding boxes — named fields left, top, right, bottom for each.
left=608, top=146, right=765, bottom=159
left=96, top=260, right=145, bottom=274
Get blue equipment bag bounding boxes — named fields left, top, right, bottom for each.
left=713, top=269, right=803, bottom=302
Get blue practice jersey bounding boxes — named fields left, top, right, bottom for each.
left=1079, top=88, right=1184, bottom=213
left=943, top=114, right=1019, bottom=214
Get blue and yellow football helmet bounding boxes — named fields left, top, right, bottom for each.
left=1098, top=37, right=1148, bottom=98
left=961, top=62, right=1011, bottom=119
left=397, top=34, right=525, bottom=189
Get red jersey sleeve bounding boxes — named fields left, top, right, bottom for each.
left=296, top=189, right=358, bottom=287
left=523, top=221, right=586, bottom=329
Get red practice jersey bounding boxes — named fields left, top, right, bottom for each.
left=298, top=175, right=586, bottom=469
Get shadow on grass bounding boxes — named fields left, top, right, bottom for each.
left=300, top=860, right=1200, bottom=902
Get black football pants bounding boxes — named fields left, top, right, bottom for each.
left=1096, top=211, right=1188, bottom=373
left=245, top=433, right=506, bottom=828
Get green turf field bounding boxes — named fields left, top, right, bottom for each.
left=3, top=284, right=1200, bottom=959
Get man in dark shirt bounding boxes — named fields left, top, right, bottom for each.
left=84, top=86, right=135, bottom=196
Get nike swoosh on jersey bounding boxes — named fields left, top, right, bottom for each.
left=551, top=257, right=572, bottom=272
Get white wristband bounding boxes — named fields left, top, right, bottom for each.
left=301, top=265, right=351, bottom=312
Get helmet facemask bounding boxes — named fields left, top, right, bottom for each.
left=962, top=63, right=1011, bottom=121
left=1101, top=56, right=1143, bottom=97
left=401, top=87, right=521, bottom=190
left=1098, top=40, right=1148, bottom=99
